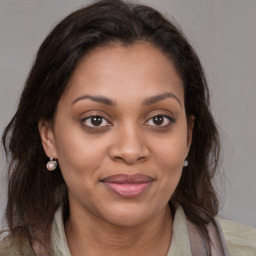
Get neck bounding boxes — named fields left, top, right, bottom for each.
left=65, top=204, right=173, bottom=256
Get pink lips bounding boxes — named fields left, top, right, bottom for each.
left=101, top=174, right=154, bottom=198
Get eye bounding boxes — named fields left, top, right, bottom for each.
left=145, top=115, right=174, bottom=127
left=82, top=115, right=111, bottom=127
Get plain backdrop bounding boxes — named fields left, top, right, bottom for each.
left=0, top=0, right=255, bottom=228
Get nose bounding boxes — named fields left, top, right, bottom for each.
left=108, top=125, right=149, bottom=165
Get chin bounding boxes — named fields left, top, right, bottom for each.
left=99, top=202, right=161, bottom=227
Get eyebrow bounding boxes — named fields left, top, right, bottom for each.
left=72, top=95, right=117, bottom=106
left=143, top=92, right=182, bottom=106
left=72, top=92, right=181, bottom=107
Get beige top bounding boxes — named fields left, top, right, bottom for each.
left=51, top=205, right=256, bottom=256
left=218, top=218, right=256, bottom=256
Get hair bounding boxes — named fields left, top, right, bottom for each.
left=2, top=0, right=220, bottom=249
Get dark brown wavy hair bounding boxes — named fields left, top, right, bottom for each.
left=2, top=0, right=220, bottom=248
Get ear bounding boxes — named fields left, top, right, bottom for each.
left=186, top=115, right=195, bottom=154
left=38, top=119, right=58, bottom=159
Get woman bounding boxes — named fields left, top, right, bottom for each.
left=0, top=0, right=255, bottom=255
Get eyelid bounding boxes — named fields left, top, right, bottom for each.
left=83, top=116, right=111, bottom=127
left=80, top=110, right=112, bottom=119
left=145, top=114, right=175, bottom=126
left=144, top=109, right=175, bottom=121
left=80, top=112, right=112, bottom=129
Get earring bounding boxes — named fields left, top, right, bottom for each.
left=46, top=157, right=57, bottom=171
left=183, top=160, right=188, bottom=167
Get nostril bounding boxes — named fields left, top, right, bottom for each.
left=111, top=154, right=147, bottom=165
left=114, top=156, right=124, bottom=161
left=108, top=133, right=149, bottom=164
left=137, top=156, right=146, bottom=162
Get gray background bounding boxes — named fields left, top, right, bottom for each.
left=0, top=0, right=255, bottom=228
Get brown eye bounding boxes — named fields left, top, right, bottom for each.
left=145, top=114, right=175, bottom=127
left=91, top=116, right=103, bottom=126
left=152, top=115, right=164, bottom=125
left=82, top=116, right=110, bottom=127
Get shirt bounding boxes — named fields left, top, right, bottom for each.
left=51, top=205, right=256, bottom=256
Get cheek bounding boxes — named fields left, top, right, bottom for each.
left=155, top=152, right=184, bottom=204
left=150, top=129, right=188, bottom=193
left=152, top=129, right=188, bottom=169
left=158, top=151, right=184, bottom=191
left=53, top=121, right=109, bottom=184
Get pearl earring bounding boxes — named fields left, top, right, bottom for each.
left=46, top=157, right=57, bottom=171
left=183, top=160, right=188, bottom=167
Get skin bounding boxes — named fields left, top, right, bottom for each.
left=39, top=42, right=194, bottom=256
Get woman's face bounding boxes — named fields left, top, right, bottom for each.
left=40, top=42, right=193, bottom=226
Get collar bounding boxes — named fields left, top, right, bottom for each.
left=51, top=204, right=192, bottom=256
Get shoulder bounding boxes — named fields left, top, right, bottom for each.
left=0, top=233, right=36, bottom=256
left=217, top=218, right=256, bottom=256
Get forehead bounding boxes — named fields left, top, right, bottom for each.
left=62, top=41, right=184, bottom=105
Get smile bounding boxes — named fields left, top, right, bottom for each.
left=101, top=174, right=154, bottom=198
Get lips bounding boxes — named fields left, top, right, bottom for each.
left=101, top=174, right=154, bottom=198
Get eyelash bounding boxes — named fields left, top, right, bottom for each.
left=81, top=115, right=111, bottom=128
left=81, top=114, right=175, bottom=129
left=144, top=114, right=175, bottom=127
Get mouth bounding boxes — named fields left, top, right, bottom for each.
left=100, top=174, right=154, bottom=198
